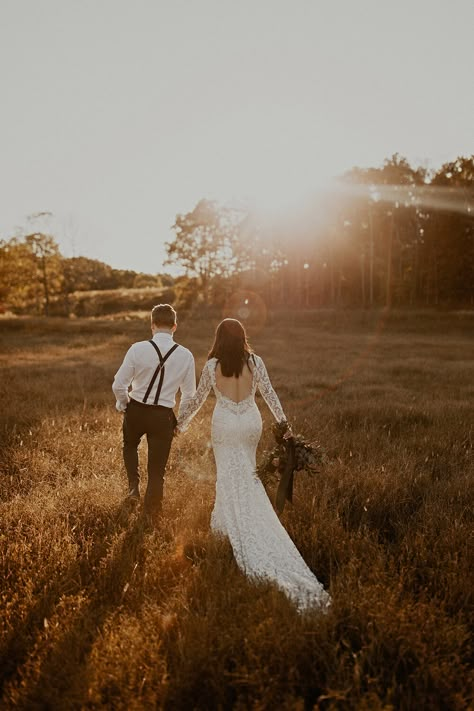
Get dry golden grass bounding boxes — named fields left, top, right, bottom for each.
left=0, top=310, right=473, bottom=710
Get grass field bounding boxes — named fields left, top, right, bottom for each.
left=0, top=310, right=473, bottom=710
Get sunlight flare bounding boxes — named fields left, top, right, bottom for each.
left=335, top=182, right=473, bottom=215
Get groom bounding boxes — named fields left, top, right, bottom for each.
left=112, top=304, right=196, bottom=517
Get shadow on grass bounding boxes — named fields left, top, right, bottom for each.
left=0, top=500, right=153, bottom=705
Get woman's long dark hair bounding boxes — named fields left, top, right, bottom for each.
left=208, top=318, right=253, bottom=377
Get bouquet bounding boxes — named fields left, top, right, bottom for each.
left=257, top=420, right=326, bottom=514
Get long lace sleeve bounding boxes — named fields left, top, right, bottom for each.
left=254, top=355, right=286, bottom=423
left=177, top=360, right=213, bottom=432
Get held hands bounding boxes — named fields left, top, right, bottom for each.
left=174, top=421, right=185, bottom=437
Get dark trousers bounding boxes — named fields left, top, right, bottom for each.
left=122, top=398, right=176, bottom=512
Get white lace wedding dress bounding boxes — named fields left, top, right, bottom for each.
left=177, top=356, right=330, bottom=612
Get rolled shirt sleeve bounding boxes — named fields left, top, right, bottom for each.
left=112, top=345, right=135, bottom=411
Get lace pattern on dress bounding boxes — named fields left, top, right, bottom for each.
left=176, top=354, right=330, bottom=612
left=177, top=356, right=286, bottom=430
left=177, top=360, right=213, bottom=431
left=252, top=355, right=286, bottom=422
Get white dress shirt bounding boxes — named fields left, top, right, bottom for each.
left=112, top=332, right=196, bottom=415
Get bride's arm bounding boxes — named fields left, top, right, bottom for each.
left=176, top=360, right=213, bottom=432
left=254, top=355, right=287, bottom=423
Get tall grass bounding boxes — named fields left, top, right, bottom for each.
left=1, top=311, right=473, bottom=709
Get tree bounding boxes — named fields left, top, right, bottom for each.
left=132, top=273, right=162, bottom=288
left=24, top=233, right=63, bottom=315
left=0, top=234, right=63, bottom=314
left=166, top=199, right=248, bottom=303
left=62, top=257, right=115, bottom=292
left=425, top=156, right=474, bottom=304
left=342, top=154, right=427, bottom=308
left=0, top=237, right=37, bottom=311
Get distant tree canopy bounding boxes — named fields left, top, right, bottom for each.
left=0, top=236, right=171, bottom=315
left=62, top=256, right=114, bottom=293
left=166, top=154, right=474, bottom=309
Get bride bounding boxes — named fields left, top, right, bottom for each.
left=177, top=318, right=330, bottom=612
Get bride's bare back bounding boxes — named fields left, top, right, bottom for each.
left=215, top=361, right=254, bottom=403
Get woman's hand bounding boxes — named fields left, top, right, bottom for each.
left=281, top=420, right=293, bottom=440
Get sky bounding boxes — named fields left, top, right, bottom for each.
left=0, top=0, right=473, bottom=273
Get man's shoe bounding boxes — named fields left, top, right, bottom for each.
left=144, top=507, right=163, bottom=529
left=126, top=487, right=140, bottom=502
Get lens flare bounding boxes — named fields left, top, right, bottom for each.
left=335, top=182, right=472, bottom=215
left=222, top=290, right=268, bottom=334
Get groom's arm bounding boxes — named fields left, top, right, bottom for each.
left=177, top=354, right=197, bottom=419
left=112, top=346, right=135, bottom=412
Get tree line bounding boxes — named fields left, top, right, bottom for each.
left=0, top=235, right=172, bottom=315
left=1, top=153, right=472, bottom=316
left=166, top=154, right=474, bottom=309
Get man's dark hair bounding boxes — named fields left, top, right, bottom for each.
left=151, top=304, right=177, bottom=328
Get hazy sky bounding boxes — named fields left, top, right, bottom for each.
left=1, top=0, right=473, bottom=273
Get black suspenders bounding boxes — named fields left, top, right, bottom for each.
left=142, top=341, right=179, bottom=405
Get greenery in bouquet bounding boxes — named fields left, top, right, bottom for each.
left=256, top=420, right=327, bottom=488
